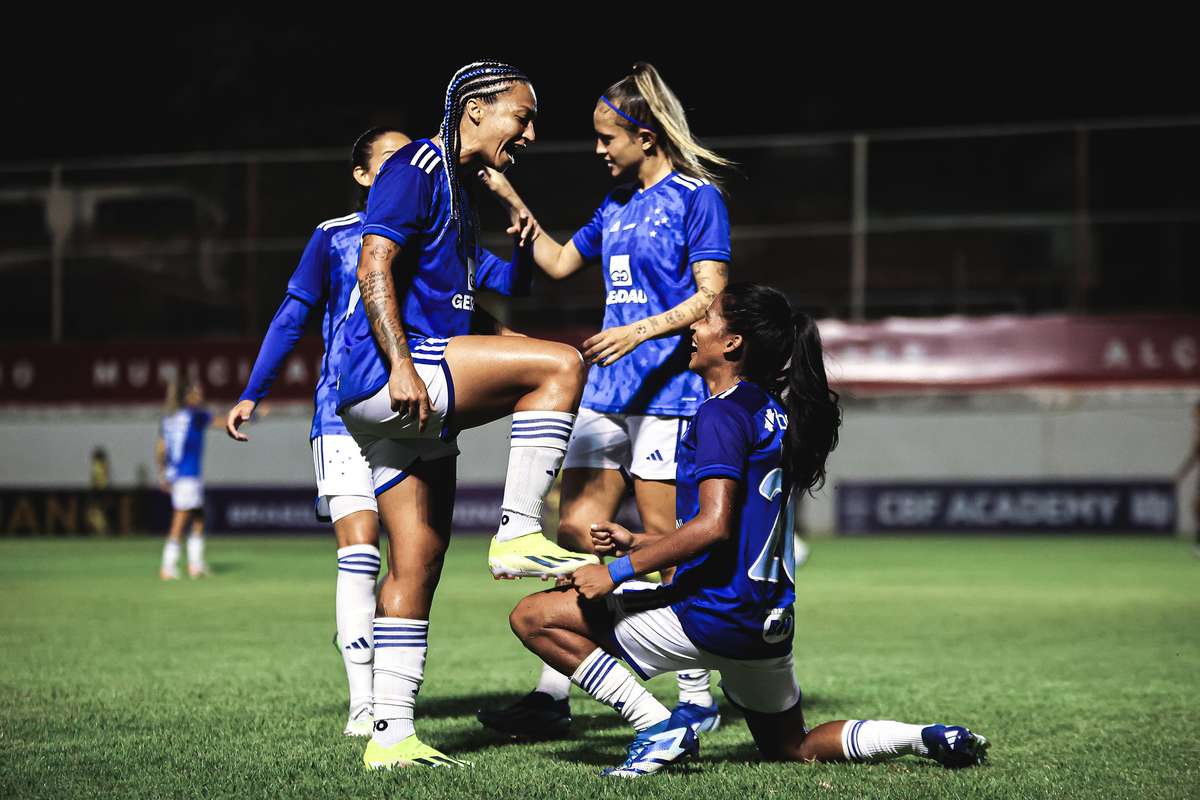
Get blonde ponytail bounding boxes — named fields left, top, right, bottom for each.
left=603, top=62, right=733, bottom=188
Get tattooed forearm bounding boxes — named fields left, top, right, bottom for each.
left=635, top=260, right=729, bottom=340
left=358, top=236, right=411, bottom=367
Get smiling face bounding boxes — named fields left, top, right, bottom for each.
left=688, top=294, right=742, bottom=375
left=463, top=82, right=537, bottom=171
left=593, top=102, right=649, bottom=179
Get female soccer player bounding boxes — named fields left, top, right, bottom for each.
left=336, top=61, right=599, bottom=770
left=225, top=126, right=539, bottom=738
left=157, top=379, right=220, bottom=581
left=509, top=284, right=989, bottom=777
left=478, top=61, right=729, bottom=737
left=224, top=127, right=410, bottom=737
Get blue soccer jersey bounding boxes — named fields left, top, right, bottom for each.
left=337, top=139, right=524, bottom=411
left=571, top=172, right=730, bottom=416
left=670, top=381, right=797, bottom=660
left=238, top=213, right=363, bottom=440
left=160, top=407, right=212, bottom=480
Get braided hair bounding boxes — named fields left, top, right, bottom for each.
left=439, top=61, right=531, bottom=224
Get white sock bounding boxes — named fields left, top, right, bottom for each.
left=186, top=535, right=205, bottom=569
left=337, top=545, right=381, bottom=716
left=676, top=669, right=714, bottom=707
left=371, top=617, right=427, bottom=746
left=571, top=648, right=670, bottom=732
left=841, top=719, right=930, bottom=761
left=495, top=411, right=574, bottom=542
left=534, top=662, right=572, bottom=701
left=161, top=539, right=181, bottom=572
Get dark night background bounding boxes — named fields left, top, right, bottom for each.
left=3, top=20, right=1197, bottom=341
left=6, top=21, right=1195, bottom=161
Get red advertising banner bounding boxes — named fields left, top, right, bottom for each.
left=0, top=338, right=325, bottom=404
left=1, top=315, right=1197, bottom=404
left=818, top=315, right=1200, bottom=392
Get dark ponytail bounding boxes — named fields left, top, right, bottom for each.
left=718, top=283, right=841, bottom=496
left=351, top=127, right=402, bottom=210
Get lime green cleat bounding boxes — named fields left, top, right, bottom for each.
left=363, top=734, right=469, bottom=770
left=488, top=531, right=600, bottom=579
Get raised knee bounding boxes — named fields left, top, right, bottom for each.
left=556, top=345, right=587, bottom=389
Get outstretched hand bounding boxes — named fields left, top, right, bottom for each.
left=477, top=167, right=541, bottom=246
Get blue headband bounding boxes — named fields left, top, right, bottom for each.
left=600, top=96, right=655, bottom=132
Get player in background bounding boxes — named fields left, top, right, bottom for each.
left=157, top=379, right=220, bottom=580
left=509, top=284, right=989, bottom=777
left=478, top=61, right=729, bottom=738
left=337, top=61, right=594, bottom=770
left=1174, top=399, right=1200, bottom=554
left=224, top=128, right=410, bottom=737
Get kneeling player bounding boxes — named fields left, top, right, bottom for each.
left=509, top=284, right=989, bottom=776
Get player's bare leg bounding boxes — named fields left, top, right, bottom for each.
left=159, top=509, right=188, bottom=580
left=443, top=336, right=597, bottom=579
left=186, top=511, right=209, bottom=578
left=363, top=457, right=467, bottom=768
left=511, top=587, right=692, bottom=776
left=558, top=468, right=626, bottom=552
left=477, top=467, right=626, bottom=737
left=744, top=704, right=988, bottom=768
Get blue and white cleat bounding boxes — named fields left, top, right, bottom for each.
left=670, top=701, right=721, bottom=734
left=921, top=724, right=990, bottom=768
left=601, top=719, right=699, bottom=778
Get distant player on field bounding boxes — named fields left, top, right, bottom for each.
left=478, top=61, right=730, bottom=739
left=509, top=284, right=989, bottom=777
left=157, top=379, right=219, bottom=580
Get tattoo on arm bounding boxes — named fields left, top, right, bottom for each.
left=637, top=261, right=729, bottom=339
left=359, top=238, right=411, bottom=367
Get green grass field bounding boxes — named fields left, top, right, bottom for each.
left=1, top=535, right=1196, bottom=799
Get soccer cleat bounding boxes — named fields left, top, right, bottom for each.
left=488, top=531, right=599, bottom=579
left=921, top=724, right=990, bottom=768
left=602, top=719, right=699, bottom=778
left=188, top=564, right=211, bottom=579
left=344, top=706, right=373, bottom=737
left=670, top=701, right=721, bottom=734
left=476, top=691, right=573, bottom=739
left=363, top=733, right=469, bottom=770
left=159, top=568, right=180, bottom=581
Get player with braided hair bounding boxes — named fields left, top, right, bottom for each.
left=337, top=61, right=597, bottom=769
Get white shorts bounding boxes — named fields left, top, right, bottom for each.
left=605, top=581, right=801, bottom=715
left=562, top=407, right=689, bottom=481
left=170, top=477, right=204, bottom=512
left=311, top=434, right=377, bottom=522
left=339, top=360, right=460, bottom=495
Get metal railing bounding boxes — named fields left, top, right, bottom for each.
left=4, top=115, right=1199, bottom=342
